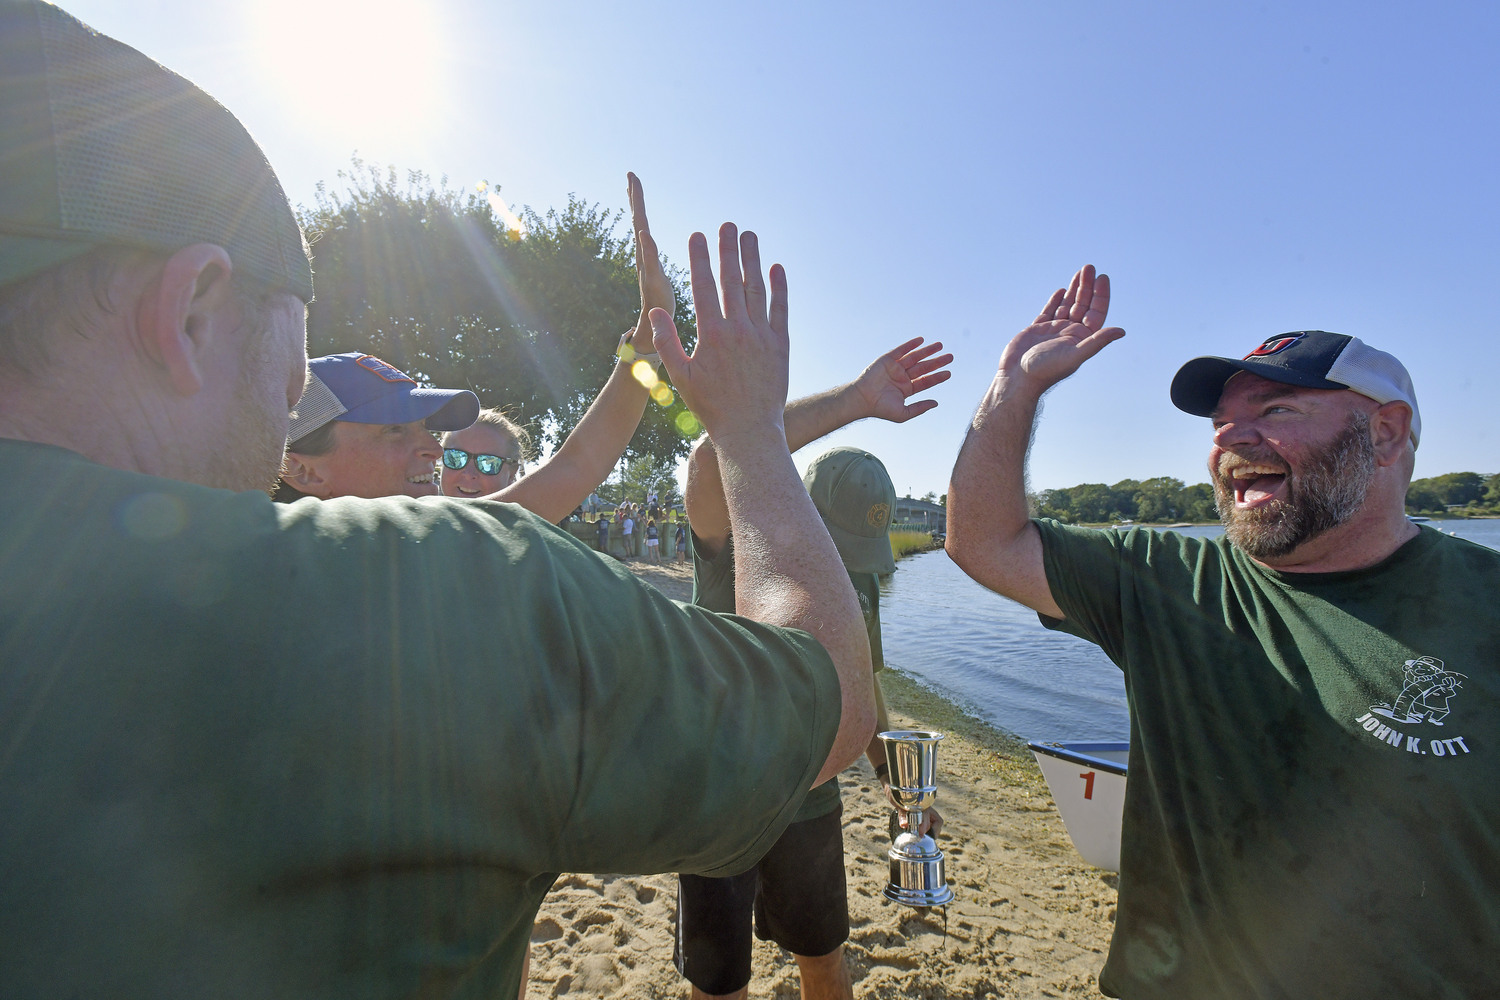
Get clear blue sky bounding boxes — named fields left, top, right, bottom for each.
left=64, top=0, right=1499, bottom=497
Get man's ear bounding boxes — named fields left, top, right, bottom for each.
left=281, top=451, right=334, bottom=499
left=137, top=243, right=235, bottom=397
left=1371, top=400, right=1413, bottom=467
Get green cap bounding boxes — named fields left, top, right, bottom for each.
left=0, top=1, right=313, bottom=300
left=803, top=446, right=897, bottom=575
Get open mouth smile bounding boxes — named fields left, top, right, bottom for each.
left=1225, top=462, right=1287, bottom=508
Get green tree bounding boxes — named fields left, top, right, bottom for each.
left=297, top=160, right=697, bottom=466
left=1133, top=476, right=1186, bottom=523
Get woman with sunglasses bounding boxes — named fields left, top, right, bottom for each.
left=439, top=409, right=528, bottom=497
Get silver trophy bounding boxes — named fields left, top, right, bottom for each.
left=879, top=729, right=954, bottom=907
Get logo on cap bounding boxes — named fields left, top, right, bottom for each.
left=867, top=503, right=890, bottom=529
left=355, top=355, right=416, bottom=384
left=1244, top=333, right=1305, bottom=360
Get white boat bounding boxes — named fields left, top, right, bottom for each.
left=1027, top=740, right=1128, bottom=872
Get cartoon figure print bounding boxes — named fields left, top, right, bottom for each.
left=1370, top=656, right=1467, bottom=726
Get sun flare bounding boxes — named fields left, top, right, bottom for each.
left=243, top=0, right=449, bottom=147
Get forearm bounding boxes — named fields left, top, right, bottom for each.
left=714, top=425, right=875, bottom=787
left=945, top=371, right=1061, bottom=617
left=498, top=359, right=648, bottom=522
left=783, top=382, right=865, bottom=454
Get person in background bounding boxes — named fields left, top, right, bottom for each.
left=439, top=407, right=528, bottom=497
left=644, top=517, right=661, bottom=563
left=676, top=522, right=688, bottom=564
left=621, top=507, right=635, bottom=559
left=0, top=6, right=876, bottom=997
left=596, top=514, right=612, bottom=554
left=674, top=338, right=952, bottom=1000
left=945, top=266, right=1500, bottom=999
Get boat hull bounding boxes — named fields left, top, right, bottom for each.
left=1027, top=741, right=1128, bottom=872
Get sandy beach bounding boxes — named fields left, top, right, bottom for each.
left=526, top=560, right=1117, bottom=998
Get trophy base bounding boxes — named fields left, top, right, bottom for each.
left=882, top=882, right=955, bottom=908
left=885, top=846, right=954, bottom=908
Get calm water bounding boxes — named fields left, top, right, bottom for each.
left=880, top=521, right=1500, bottom=743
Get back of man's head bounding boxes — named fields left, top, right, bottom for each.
left=0, top=0, right=311, bottom=370
left=803, top=447, right=897, bottom=576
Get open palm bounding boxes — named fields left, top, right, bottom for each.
left=1000, top=265, right=1125, bottom=388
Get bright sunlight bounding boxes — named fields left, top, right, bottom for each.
left=243, top=0, right=449, bottom=147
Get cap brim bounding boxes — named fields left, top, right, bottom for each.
left=1169, top=356, right=1345, bottom=417
left=0, top=236, right=97, bottom=290
left=339, top=387, right=480, bottom=430
left=824, top=517, right=896, bottom=575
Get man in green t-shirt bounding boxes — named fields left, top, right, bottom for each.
left=947, top=267, right=1500, bottom=998
left=675, top=339, right=953, bottom=1000
left=0, top=5, right=877, bottom=997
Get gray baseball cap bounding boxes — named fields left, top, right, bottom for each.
left=0, top=0, right=313, bottom=300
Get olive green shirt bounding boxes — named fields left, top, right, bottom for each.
left=1036, top=518, right=1500, bottom=1000
left=0, top=440, right=842, bottom=999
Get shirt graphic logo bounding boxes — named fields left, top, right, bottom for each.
left=1355, top=656, right=1473, bottom=758
left=1244, top=333, right=1304, bottom=359
left=1370, top=656, right=1465, bottom=726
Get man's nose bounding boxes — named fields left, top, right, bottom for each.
left=1213, top=417, right=1260, bottom=449
left=418, top=434, right=442, bottom=460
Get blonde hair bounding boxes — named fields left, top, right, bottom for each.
left=442, top=406, right=534, bottom=462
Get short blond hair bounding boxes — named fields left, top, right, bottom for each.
left=443, top=406, right=533, bottom=461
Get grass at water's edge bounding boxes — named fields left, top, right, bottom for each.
left=889, top=530, right=941, bottom=561
left=879, top=666, right=1049, bottom=791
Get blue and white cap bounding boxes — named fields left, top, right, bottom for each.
left=288, top=353, right=479, bottom=444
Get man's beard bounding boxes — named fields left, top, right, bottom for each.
left=1213, top=411, right=1376, bottom=560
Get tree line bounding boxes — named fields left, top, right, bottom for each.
left=1029, top=472, right=1500, bottom=525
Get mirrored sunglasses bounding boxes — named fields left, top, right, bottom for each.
left=442, top=448, right=516, bottom=477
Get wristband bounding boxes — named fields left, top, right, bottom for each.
left=618, top=327, right=660, bottom=368
left=874, top=762, right=890, bottom=782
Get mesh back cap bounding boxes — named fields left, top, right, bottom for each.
left=1170, top=331, right=1421, bottom=447
left=0, top=0, right=313, bottom=299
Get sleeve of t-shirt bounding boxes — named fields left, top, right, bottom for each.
left=266, top=498, right=842, bottom=881
left=1032, top=517, right=1133, bottom=665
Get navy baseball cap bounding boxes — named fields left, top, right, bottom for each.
left=1170, top=331, right=1421, bottom=447
left=287, top=354, right=479, bottom=444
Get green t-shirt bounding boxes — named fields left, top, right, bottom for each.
left=0, top=440, right=842, bottom=999
left=692, top=531, right=883, bottom=824
left=1036, top=518, right=1500, bottom=1000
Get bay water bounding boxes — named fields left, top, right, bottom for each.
left=880, top=520, right=1500, bottom=742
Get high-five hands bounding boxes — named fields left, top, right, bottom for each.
left=626, top=172, right=674, bottom=347
left=649, top=224, right=788, bottom=439
left=999, top=265, right=1126, bottom=392
left=853, top=337, right=954, bottom=423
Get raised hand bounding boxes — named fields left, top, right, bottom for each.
left=626, top=172, right=674, bottom=348
left=650, top=224, right=788, bottom=438
left=998, top=265, right=1125, bottom=393
left=852, top=337, right=954, bottom=423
